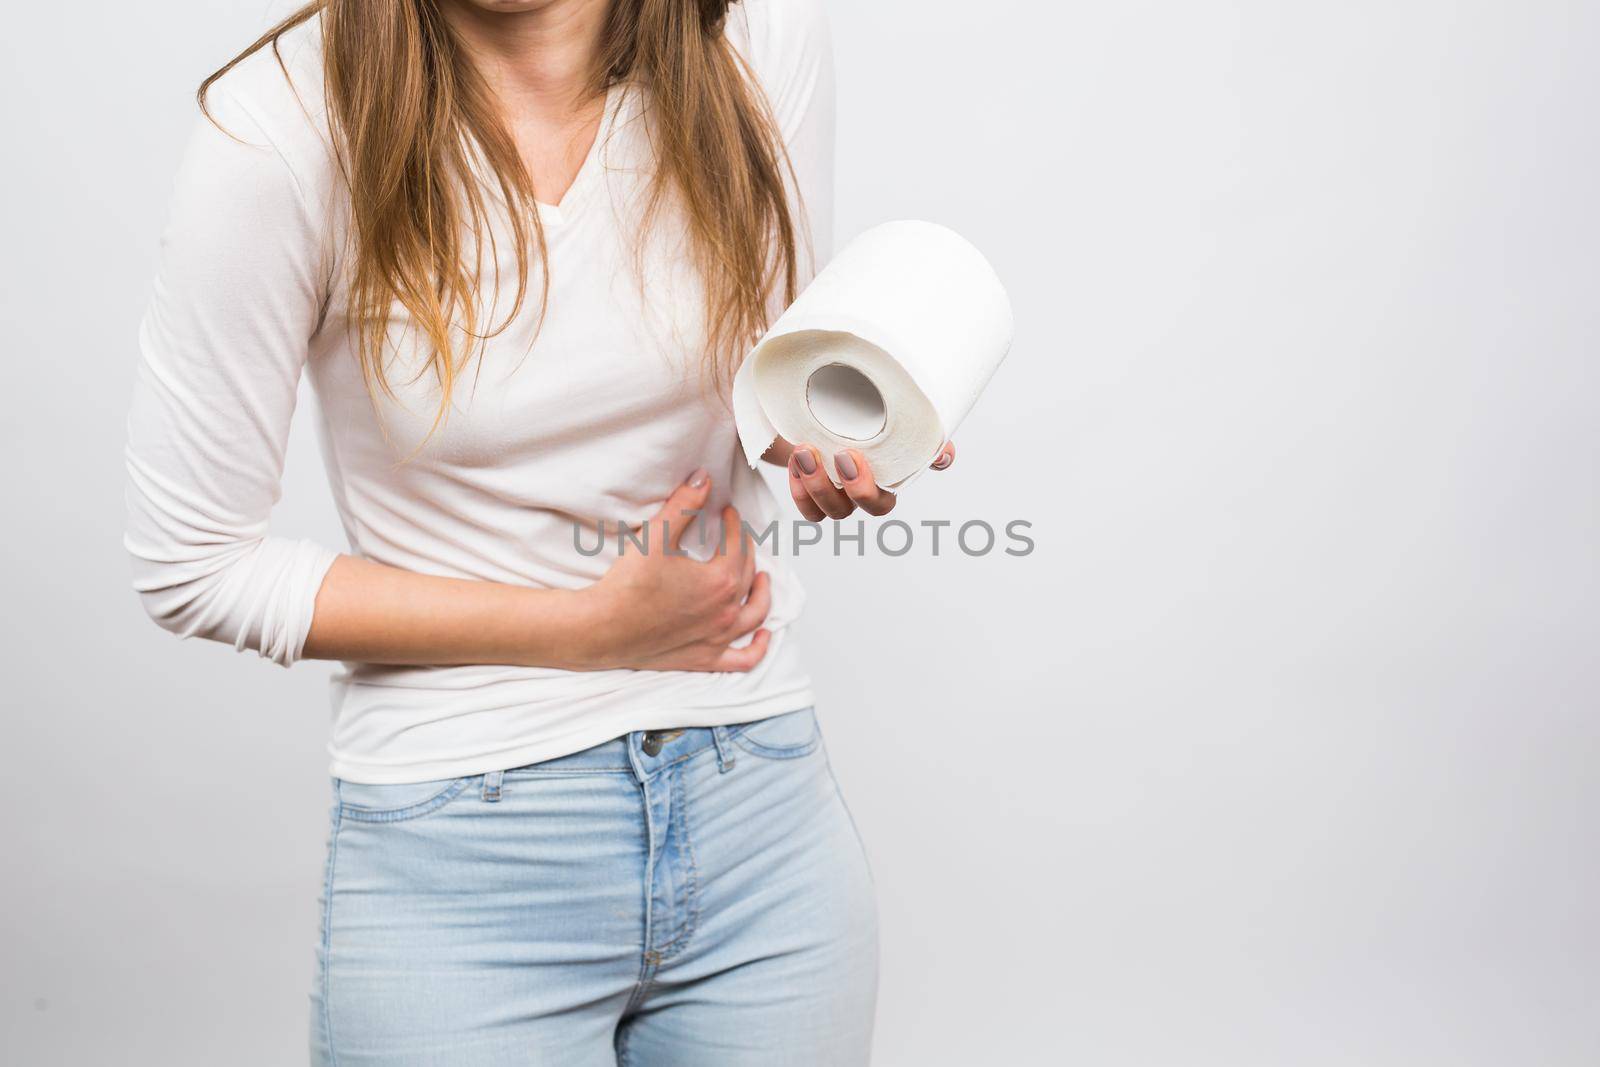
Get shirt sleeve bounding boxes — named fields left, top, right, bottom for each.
left=124, top=87, right=341, bottom=668
left=733, top=0, right=837, bottom=274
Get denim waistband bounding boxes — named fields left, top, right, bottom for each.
left=506, top=724, right=740, bottom=782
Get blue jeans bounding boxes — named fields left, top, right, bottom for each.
left=310, top=708, right=878, bottom=1065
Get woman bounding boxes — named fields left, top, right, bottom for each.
left=126, top=0, right=953, bottom=1061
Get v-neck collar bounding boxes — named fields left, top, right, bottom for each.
left=537, top=84, right=618, bottom=225
left=471, top=79, right=624, bottom=228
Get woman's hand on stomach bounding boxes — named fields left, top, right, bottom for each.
left=299, top=468, right=769, bottom=674
left=574, top=469, right=772, bottom=673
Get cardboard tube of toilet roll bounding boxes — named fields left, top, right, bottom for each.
left=732, top=220, right=1014, bottom=489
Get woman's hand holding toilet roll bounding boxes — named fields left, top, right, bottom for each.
left=784, top=440, right=956, bottom=521
left=580, top=469, right=772, bottom=673
left=733, top=222, right=1008, bottom=499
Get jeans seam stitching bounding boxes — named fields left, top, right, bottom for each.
left=822, top=740, right=876, bottom=889
left=623, top=775, right=656, bottom=1017
left=504, top=766, right=633, bottom=776
left=321, top=798, right=342, bottom=1066
left=653, top=768, right=700, bottom=961
left=336, top=777, right=471, bottom=822
left=731, top=732, right=820, bottom=760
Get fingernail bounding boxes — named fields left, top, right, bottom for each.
left=932, top=451, right=952, bottom=470
left=688, top=467, right=709, bottom=487
left=794, top=449, right=817, bottom=475
left=834, top=451, right=858, bottom=480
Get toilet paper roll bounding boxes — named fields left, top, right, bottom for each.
left=732, top=220, right=1013, bottom=489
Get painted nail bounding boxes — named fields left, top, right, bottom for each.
left=931, top=451, right=952, bottom=470
left=794, top=449, right=817, bottom=475
left=834, top=451, right=858, bottom=480
left=688, top=467, right=709, bottom=487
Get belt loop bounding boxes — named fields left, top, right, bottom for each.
left=711, top=726, right=736, bottom=773
left=482, top=769, right=504, bottom=802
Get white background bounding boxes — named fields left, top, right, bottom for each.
left=3, top=1, right=1598, bottom=1063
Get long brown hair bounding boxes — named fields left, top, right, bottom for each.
left=201, top=0, right=799, bottom=441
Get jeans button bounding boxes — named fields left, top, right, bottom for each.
left=642, top=732, right=665, bottom=757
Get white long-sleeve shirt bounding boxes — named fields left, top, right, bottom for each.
left=125, top=0, right=833, bottom=784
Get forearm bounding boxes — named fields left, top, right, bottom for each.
left=301, top=555, right=602, bottom=669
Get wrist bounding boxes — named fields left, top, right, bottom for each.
left=548, top=584, right=621, bottom=670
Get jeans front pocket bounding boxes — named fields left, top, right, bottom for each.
left=730, top=707, right=821, bottom=760
left=335, top=776, right=472, bottom=823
